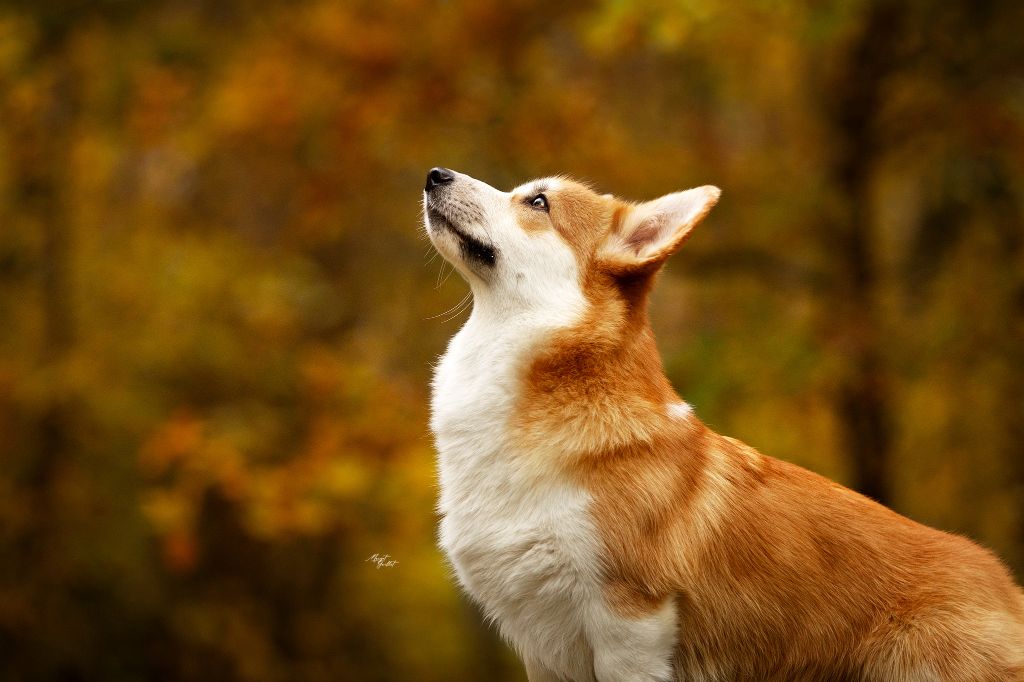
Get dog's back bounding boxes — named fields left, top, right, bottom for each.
left=660, top=426, right=1024, bottom=681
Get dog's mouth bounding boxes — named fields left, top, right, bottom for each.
left=427, top=208, right=496, bottom=267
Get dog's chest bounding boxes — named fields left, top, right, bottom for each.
left=439, top=480, right=599, bottom=677
left=431, top=322, right=600, bottom=678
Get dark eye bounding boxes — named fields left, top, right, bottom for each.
left=530, top=194, right=549, bottom=212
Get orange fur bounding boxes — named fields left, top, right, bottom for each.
left=510, top=180, right=1024, bottom=680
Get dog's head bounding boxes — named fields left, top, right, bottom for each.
left=423, top=167, right=719, bottom=325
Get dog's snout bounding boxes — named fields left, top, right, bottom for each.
left=425, top=167, right=455, bottom=192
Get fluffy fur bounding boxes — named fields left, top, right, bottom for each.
left=423, top=168, right=1024, bottom=681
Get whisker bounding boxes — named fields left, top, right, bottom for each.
left=435, top=261, right=452, bottom=288
left=439, top=295, right=474, bottom=324
left=427, top=292, right=472, bottom=321
left=437, top=263, right=457, bottom=289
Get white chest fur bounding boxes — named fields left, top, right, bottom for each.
left=432, top=311, right=599, bottom=678
left=431, top=308, right=678, bottom=681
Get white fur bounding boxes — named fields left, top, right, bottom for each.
left=666, top=402, right=693, bottom=420
left=428, top=174, right=678, bottom=681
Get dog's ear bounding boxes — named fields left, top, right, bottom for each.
left=600, top=186, right=720, bottom=275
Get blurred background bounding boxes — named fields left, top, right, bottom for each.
left=0, top=0, right=1022, bottom=679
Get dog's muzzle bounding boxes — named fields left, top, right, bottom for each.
left=425, top=167, right=455, bottom=192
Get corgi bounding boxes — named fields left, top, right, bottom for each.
left=422, top=167, right=1024, bottom=681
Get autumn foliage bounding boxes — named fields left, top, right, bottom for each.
left=0, top=0, right=1022, bottom=679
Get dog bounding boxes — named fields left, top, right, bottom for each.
left=422, top=167, right=1024, bottom=681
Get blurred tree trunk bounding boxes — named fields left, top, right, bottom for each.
left=988, top=159, right=1024, bottom=575
left=1004, top=275, right=1024, bottom=575
left=14, top=33, right=79, bottom=587
left=33, top=67, right=75, bottom=492
left=823, top=0, right=907, bottom=506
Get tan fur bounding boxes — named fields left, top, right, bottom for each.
left=510, top=180, right=1024, bottom=681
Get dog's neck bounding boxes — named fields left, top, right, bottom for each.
left=505, top=301, right=685, bottom=463
left=434, top=279, right=689, bottom=472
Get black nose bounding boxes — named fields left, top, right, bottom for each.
left=425, top=167, right=455, bottom=192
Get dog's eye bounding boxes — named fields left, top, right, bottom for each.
left=530, top=194, right=549, bottom=212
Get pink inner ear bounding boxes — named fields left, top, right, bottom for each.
left=624, top=215, right=665, bottom=255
